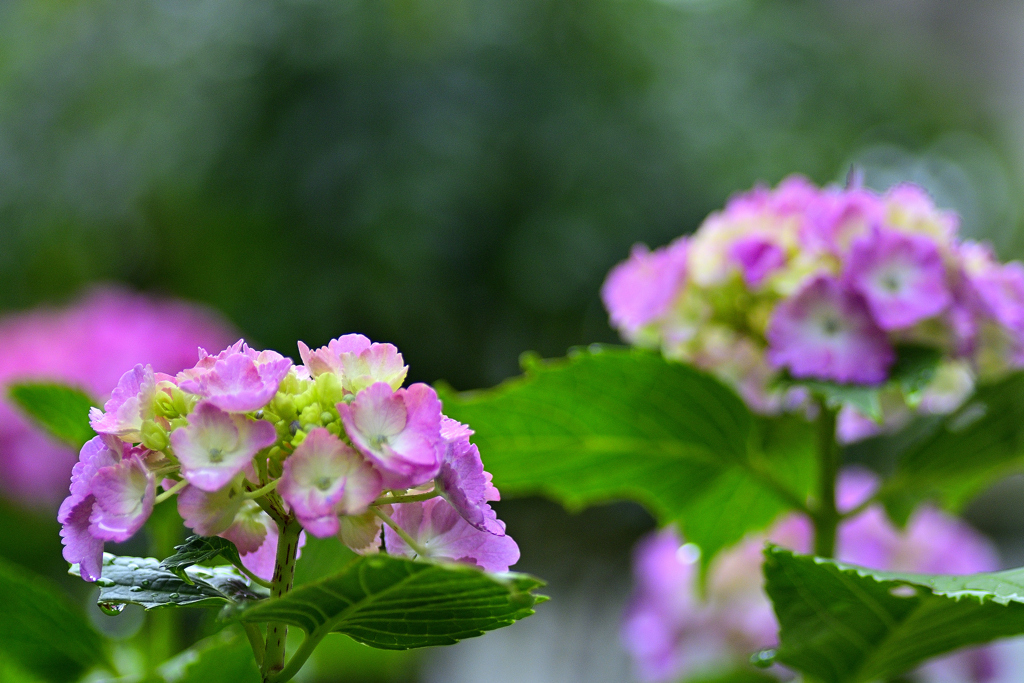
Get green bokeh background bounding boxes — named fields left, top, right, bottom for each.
left=0, top=0, right=1021, bottom=681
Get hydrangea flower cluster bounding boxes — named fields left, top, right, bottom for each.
left=602, top=176, right=1024, bottom=436
left=622, top=468, right=1001, bottom=683
left=0, top=287, right=236, bottom=506
left=60, top=335, right=519, bottom=583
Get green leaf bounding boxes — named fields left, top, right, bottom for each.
left=869, top=371, right=1024, bottom=522
left=160, top=536, right=244, bottom=584
left=0, top=555, right=112, bottom=682
left=764, top=546, right=1024, bottom=683
left=237, top=554, right=544, bottom=651
left=158, top=631, right=259, bottom=683
left=71, top=553, right=265, bottom=611
left=438, top=347, right=816, bottom=562
left=8, top=382, right=97, bottom=448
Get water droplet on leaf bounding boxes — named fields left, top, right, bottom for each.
left=169, top=593, right=180, bottom=600
left=140, top=579, right=150, bottom=587
left=98, top=602, right=124, bottom=616
left=127, top=563, right=139, bottom=571
left=750, top=649, right=776, bottom=668
left=96, top=578, right=115, bottom=587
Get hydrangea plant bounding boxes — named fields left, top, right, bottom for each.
left=40, top=335, right=540, bottom=682
left=440, top=176, right=1024, bottom=682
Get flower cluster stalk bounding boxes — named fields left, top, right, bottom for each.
left=262, top=518, right=302, bottom=682
left=812, top=403, right=840, bottom=558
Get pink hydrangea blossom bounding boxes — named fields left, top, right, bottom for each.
left=87, top=454, right=155, bottom=542
left=278, top=428, right=382, bottom=537
left=177, top=480, right=247, bottom=537
left=601, top=238, right=689, bottom=340
left=844, top=228, right=951, bottom=330
left=177, top=340, right=292, bottom=413
left=802, top=186, right=884, bottom=254
left=338, top=382, right=443, bottom=489
left=383, top=498, right=520, bottom=572
left=766, top=275, right=895, bottom=384
left=170, top=401, right=277, bottom=491
left=435, top=418, right=504, bottom=536
left=0, top=287, right=235, bottom=507
left=88, top=364, right=159, bottom=439
left=622, top=468, right=1000, bottom=682
left=298, top=334, right=408, bottom=392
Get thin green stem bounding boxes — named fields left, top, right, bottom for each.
left=236, top=563, right=274, bottom=589
left=813, top=402, right=840, bottom=558
left=374, top=507, right=430, bottom=557
left=260, top=518, right=302, bottom=682
left=371, top=489, right=440, bottom=506
left=154, top=479, right=188, bottom=505
left=243, top=479, right=279, bottom=500
left=243, top=623, right=265, bottom=667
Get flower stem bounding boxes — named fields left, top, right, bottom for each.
left=813, top=402, right=840, bottom=558
left=371, top=489, right=440, bottom=506
left=373, top=507, right=430, bottom=557
left=260, top=517, right=302, bottom=682
left=154, top=479, right=188, bottom=505
left=243, top=479, right=279, bottom=500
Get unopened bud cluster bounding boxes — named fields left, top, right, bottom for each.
left=60, top=335, right=518, bottom=583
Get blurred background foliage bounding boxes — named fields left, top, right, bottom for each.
left=1, top=0, right=1023, bottom=681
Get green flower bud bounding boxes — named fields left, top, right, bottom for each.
left=140, top=421, right=169, bottom=451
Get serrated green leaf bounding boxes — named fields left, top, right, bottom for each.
left=237, top=554, right=544, bottom=651
left=160, top=536, right=244, bottom=584
left=0, top=555, right=112, bottom=682
left=71, top=554, right=265, bottom=611
left=8, top=382, right=97, bottom=448
left=764, top=546, right=1024, bottom=683
left=438, top=347, right=816, bottom=562
left=868, top=372, right=1024, bottom=522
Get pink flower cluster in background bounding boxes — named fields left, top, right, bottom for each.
left=60, top=334, right=519, bottom=583
left=622, top=468, right=1001, bottom=683
left=0, top=288, right=237, bottom=507
left=602, top=177, right=1024, bottom=438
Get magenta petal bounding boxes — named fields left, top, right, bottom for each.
left=171, top=402, right=277, bottom=492
left=89, top=364, right=156, bottom=439
left=766, top=274, right=894, bottom=384
left=279, top=428, right=381, bottom=537
left=59, top=495, right=104, bottom=582
left=178, top=481, right=246, bottom=537
left=88, top=455, right=155, bottom=542
left=384, top=498, right=520, bottom=572
left=339, top=382, right=443, bottom=489
left=601, top=238, right=688, bottom=337
left=178, top=342, right=292, bottom=412
left=436, top=424, right=504, bottom=535
left=845, top=228, right=951, bottom=330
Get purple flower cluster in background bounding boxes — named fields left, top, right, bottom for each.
left=621, top=468, right=1001, bottom=683
left=0, top=287, right=236, bottom=507
left=602, top=177, right=1024, bottom=438
left=60, top=334, right=519, bottom=583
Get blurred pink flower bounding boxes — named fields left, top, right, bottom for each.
left=0, top=286, right=236, bottom=507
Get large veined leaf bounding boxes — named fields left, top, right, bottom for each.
left=8, top=382, right=96, bottom=449
left=763, top=546, right=1024, bottom=683
left=71, top=554, right=265, bottom=610
left=439, top=347, right=816, bottom=561
left=0, top=555, right=112, bottom=682
left=865, top=371, right=1024, bottom=522
left=158, top=632, right=259, bottom=683
left=237, top=554, right=544, bottom=651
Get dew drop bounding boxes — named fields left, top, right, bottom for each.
left=889, top=584, right=918, bottom=598
left=169, top=593, right=180, bottom=600
left=675, top=543, right=701, bottom=565
left=98, top=602, right=125, bottom=616
left=96, top=578, right=115, bottom=587
left=750, top=648, right=776, bottom=668
left=129, top=586, right=142, bottom=592
left=127, top=563, right=139, bottom=571
left=140, top=579, right=150, bottom=587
